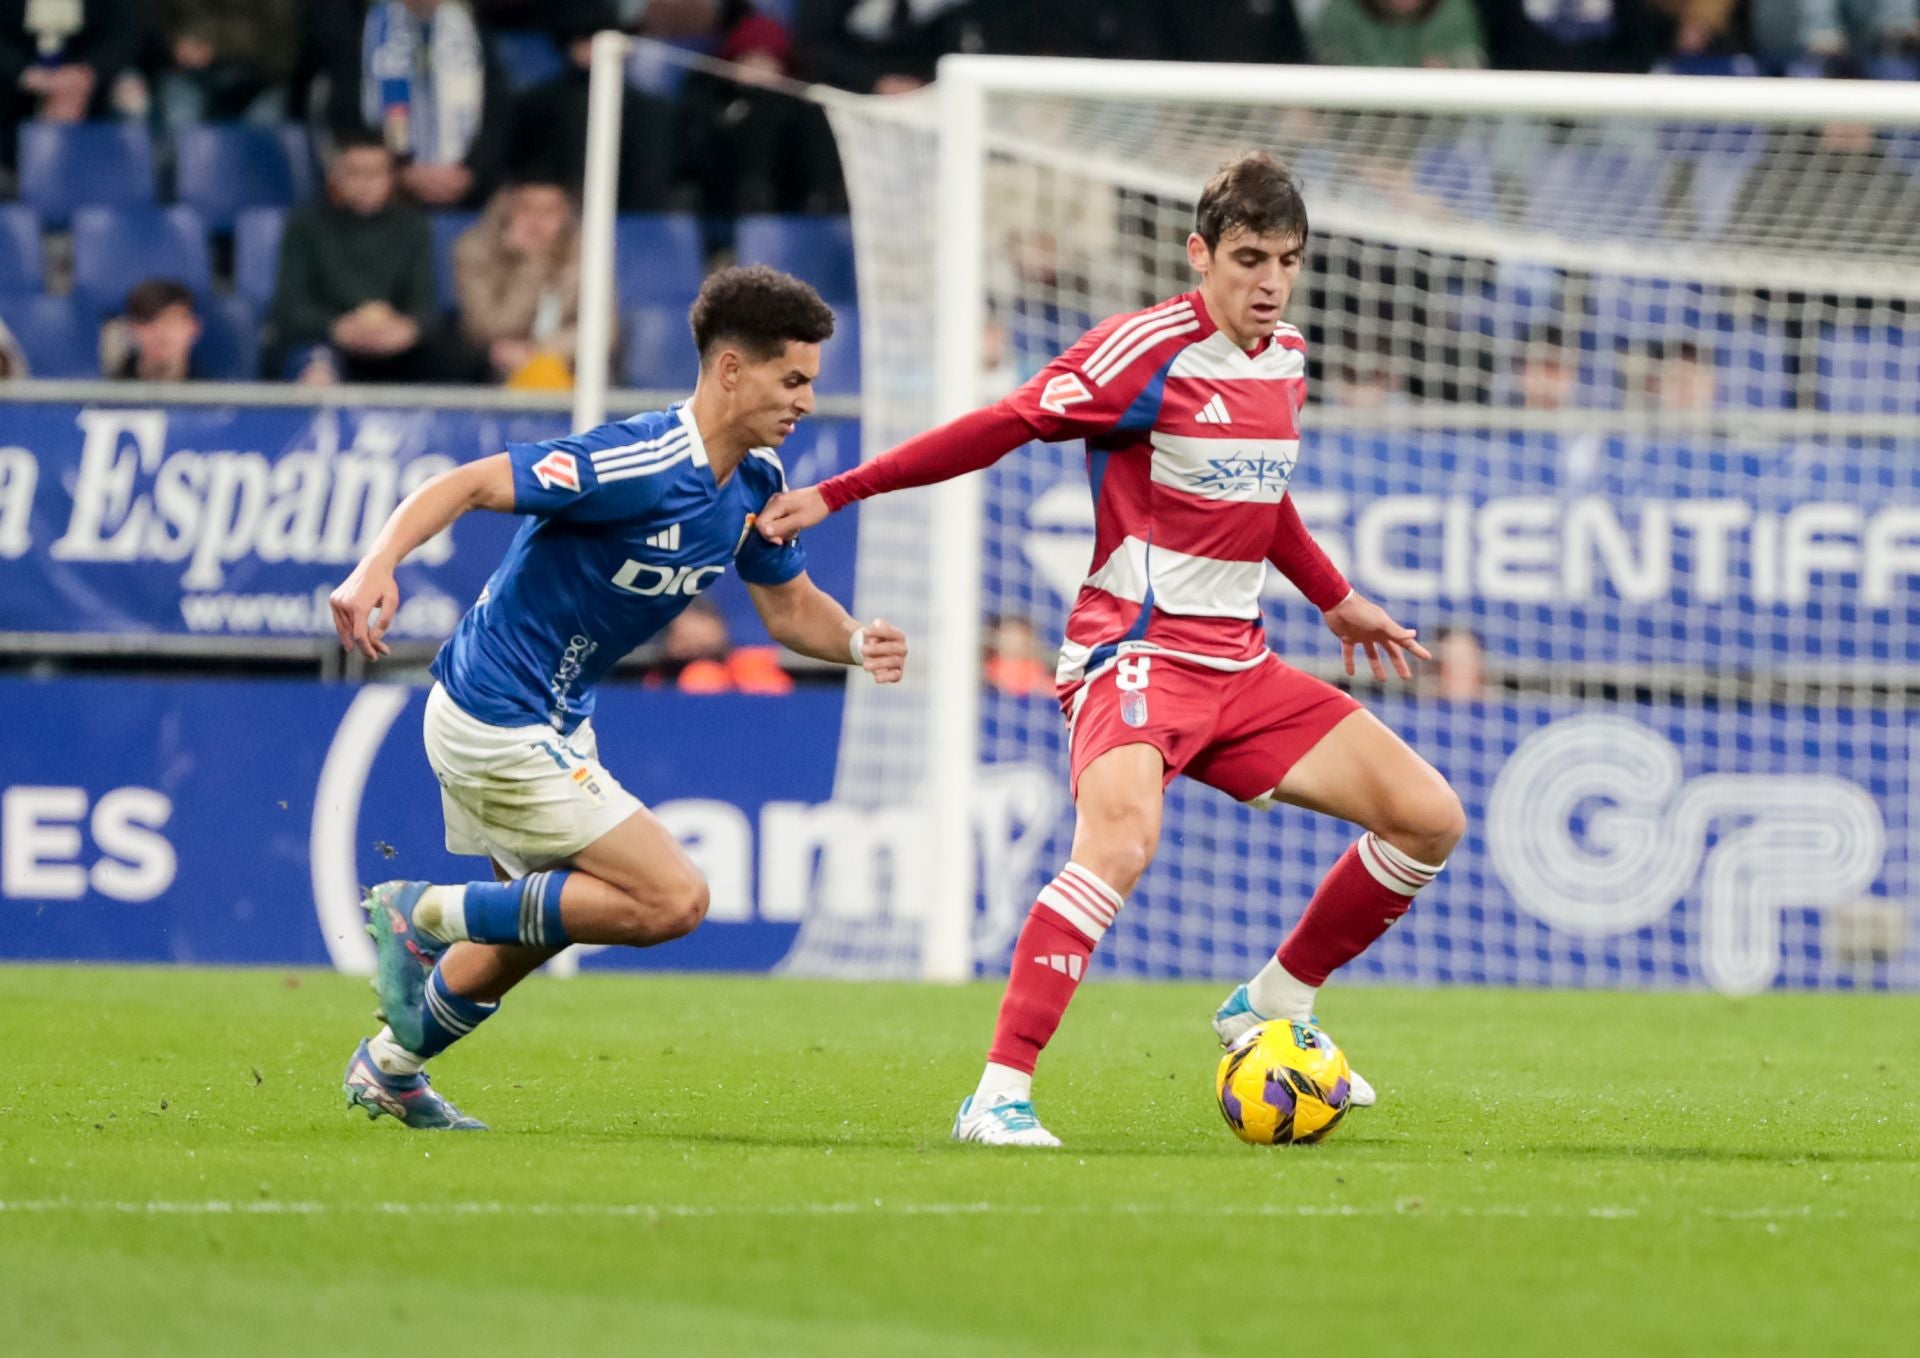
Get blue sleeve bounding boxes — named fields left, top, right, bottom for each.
left=506, top=419, right=683, bottom=523
left=735, top=455, right=808, bottom=587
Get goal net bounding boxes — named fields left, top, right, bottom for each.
left=784, top=61, right=1920, bottom=994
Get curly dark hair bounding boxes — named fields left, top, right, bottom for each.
left=689, top=265, right=836, bottom=362
left=1194, top=151, right=1308, bottom=252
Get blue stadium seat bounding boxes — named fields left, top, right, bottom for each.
left=622, top=304, right=698, bottom=390
left=431, top=211, right=483, bottom=312
left=735, top=215, right=856, bottom=303
left=0, top=205, right=44, bottom=294
left=615, top=214, right=706, bottom=307
left=1414, top=143, right=1498, bottom=221
left=71, top=206, right=213, bottom=318
left=1817, top=326, right=1920, bottom=414
left=235, top=206, right=287, bottom=308
left=1526, top=147, right=1670, bottom=241
left=175, top=124, right=301, bottom=230
left=195, top=294, right=260, bottom=381
left=280, top=124, right=317, bottom=203
left=0, top=294, right=94, bottom=377
left=493, top=30, right=566, bottom=93
left=1453, top=261, right=1562, bottom=341
left=1712, top=326, right=1793, bottom=410
left=18, top=121, right=156, bottom=226
left=1586, top=276, right=1713, bottom=342
left=815, top=307, right=860, bottom=395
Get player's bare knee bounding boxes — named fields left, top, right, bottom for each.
left=1379, top=783, right=1465, bottom=866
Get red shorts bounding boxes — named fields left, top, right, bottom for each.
left=1064, top=653, right=1360, bottom=803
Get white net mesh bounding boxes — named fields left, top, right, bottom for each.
left=797, top=70, right=1920, bottom=992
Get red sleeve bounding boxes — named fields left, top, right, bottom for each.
left=1267, top=493, right=1351, bottom=612
left=817, top=402, right=1037, bottom=510
left=817, top=305, right=1198, bottom=511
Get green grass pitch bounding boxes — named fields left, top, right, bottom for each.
left=2, top=967, right=1915, bottom=1356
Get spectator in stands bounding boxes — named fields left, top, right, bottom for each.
left=1311, top=0, right=1488, bottom=67
left=675, top=1, right=838, bottom=217
left=332, top=0, right=509, bottom=208
left=267, top=129, right=440, bottom=383
left=1636, top=338, right=1717, bottom=411
left=1750, top=0, right=1919, bottom=74
left=508, top=2, right=676, bottom=212
left=0, top=0, right=148, bottom=166
left=1159, top=0, right=1310, bottom=64
left=1430, top=625, right=1488, bottom=702
left=983, top=615, right=1056, bottom=697
left=1471, top=0, right=1724, bottom=72
left=0, top=314, right=27, bottom=378
left=101, top=279, right=204, bottom=382
left=646, top=597, right=795, bottom=694
left=453, top=180, right=581, bottom=384
left=793, top=0, right=966, bottom=94
left=1513, top=323, right=1579, bottom=409
left=155, top=0, right=301, bottom=133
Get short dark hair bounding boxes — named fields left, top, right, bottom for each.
left=125, top=278, right=196, bottom=323
left=1194, top=151, right=1309, bottom=252
left=332, top=126, right=390, bottom=159
left=689, top=265, right=835, bottom=362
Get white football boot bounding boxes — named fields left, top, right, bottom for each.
left=951, top=1093, right=1063, bottom=1147
left=1211, top=984, right=1377, bottom=1107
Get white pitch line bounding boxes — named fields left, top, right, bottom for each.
left=0, top=1199, right=1877, bottom=1222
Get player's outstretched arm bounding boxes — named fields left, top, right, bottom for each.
left=755, top=403, right=1039, bottom=545
left=328, top=453, right=516, bottom=660
left=745, top=574, right=906, bottom=683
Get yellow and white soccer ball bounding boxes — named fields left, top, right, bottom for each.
left=1215, top=1019, right=1353, bottom=1146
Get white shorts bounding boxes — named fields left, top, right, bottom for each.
left=421, top=683, right=644, bottom=878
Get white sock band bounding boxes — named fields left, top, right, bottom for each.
left=368, top=1028, right=426, bottom=1076
left=1248, top=958, right=1319, bottom=1024
left=973, top=1061, right=1033, bottom=1105
left=1355, top=832, right=1443, bottom=897
left=1034, top=861, right=1124, bottom=942
left=413, top=885, right=470, bottom=943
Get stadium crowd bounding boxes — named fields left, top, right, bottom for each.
left=0, top=0, right=1911, bottom=386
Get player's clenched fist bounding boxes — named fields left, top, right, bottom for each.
left=855, top=617, right=907, bottom=683
left=757, top=487, right=829, bottom=544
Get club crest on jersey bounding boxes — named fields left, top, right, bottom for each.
left=531, top=450, right=580, bottom=492
left=1192, top=450, right=1296, bottom=495
left=1121, top=690, right=1149, bottom=728
left=1039, top=372, right=1092, bottom=415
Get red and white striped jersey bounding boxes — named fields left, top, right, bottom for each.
left=1003, top=291, right=1343, bottom=693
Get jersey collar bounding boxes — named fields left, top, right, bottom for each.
left=673, top=401, right=713, bottom=471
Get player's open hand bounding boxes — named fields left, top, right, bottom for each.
left=1321, top=592, right=1430, bottom=682
left=329, top=562, right=400, bottom=660
left=757, top=487, right=829, bottom=545
left=856, top=618, right=907, bottom=684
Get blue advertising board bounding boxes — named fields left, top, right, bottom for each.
left=0, top=402, right=862, bottom=648
left=3, top=678, right=1912, bottom=991
left=0, top=678, right=840, bottom=972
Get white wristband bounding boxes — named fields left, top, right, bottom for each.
left=848, top=626, right=868, bottom=666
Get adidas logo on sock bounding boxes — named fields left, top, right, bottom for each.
left=1195, top=393, right=1232, bottom=424
left=1034, top=953, right=1084, bottom=980
left=644, top=523, right=681, bottom=551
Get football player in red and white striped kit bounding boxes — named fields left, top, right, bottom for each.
left=757, top=152, right=1465, bottom=1146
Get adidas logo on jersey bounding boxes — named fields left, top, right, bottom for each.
left=644, top=524, right=682, bottom=551
left=1033, top=953, right=1084, bottom=980
left=1195, top=393, right=1232, bottom=424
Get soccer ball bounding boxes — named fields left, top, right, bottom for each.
left=1214, top=1020, right=1353, bottom=1146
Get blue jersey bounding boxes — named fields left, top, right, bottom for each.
left=431, top=403, right=806, bottom=733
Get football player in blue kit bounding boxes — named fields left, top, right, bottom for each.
left=327, top=266, right=906, bottom=1130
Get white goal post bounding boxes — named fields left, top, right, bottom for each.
left=800, top=57, right=1920, bottom=987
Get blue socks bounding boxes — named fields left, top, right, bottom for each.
left=415, top=966, right=499, bottom=1060
left=460, top=870, right=572, bottom=948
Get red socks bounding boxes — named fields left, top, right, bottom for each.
left=1277, top=832, right=1441, bottom=986
left=986, top=863, right=1122, bottom=1075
